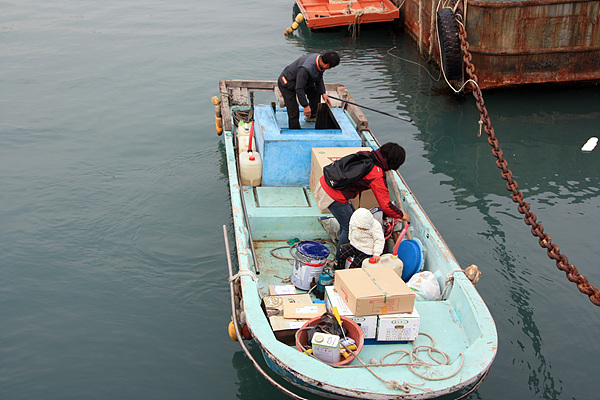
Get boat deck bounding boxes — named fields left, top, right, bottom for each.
left=246, top=185, right=478, bottom=389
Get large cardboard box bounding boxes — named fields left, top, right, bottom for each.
left=325, top=286, right=377, bottom=339
left=310, top=147, right=378, bottom=211
left=377, top=308, right=420, bottom=341
left=334, top=267, right=415, bottom=316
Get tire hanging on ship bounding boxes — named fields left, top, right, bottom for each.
left=436, top=7, right=463, bottom=81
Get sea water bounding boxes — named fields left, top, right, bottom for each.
left=1, top=1, right=599, bottom=399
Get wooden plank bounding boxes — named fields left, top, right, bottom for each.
left=219, top=80, right=232, bottom=132
left=273, top=85, right=285, bottom=108
left=335, top=86, right=369, bottom=131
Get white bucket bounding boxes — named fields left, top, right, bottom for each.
left=291, top=241, right=330, bottom=290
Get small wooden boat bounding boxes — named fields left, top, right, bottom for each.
left=219, top=80, right=497, bottom=399
left=296, top=0, right=400, bottom=30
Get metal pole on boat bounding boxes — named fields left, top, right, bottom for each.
left=328, top=95, right=412, bottom=122
left=223, top=225, right=310, bottom=400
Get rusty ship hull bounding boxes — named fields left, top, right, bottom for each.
left=403, top=0, right=600, bottom=89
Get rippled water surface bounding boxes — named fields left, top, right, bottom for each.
left=1, top=1, right=599, bottom=399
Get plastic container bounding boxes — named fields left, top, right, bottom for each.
left=362, top=253, right=404, bottom=278
left=397, top=238, right=424, bottom=282
left=237, top=135, right=257, bottom=154
left=291, top=241, right=330, bottom=290
left=296, top=315, right=364, bottom=365
left=238, top=122, right=251, bottom=136
left=239, top=151, right=262, bottom=187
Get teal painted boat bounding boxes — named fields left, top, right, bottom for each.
left=219, top=80, right=497, bottom=399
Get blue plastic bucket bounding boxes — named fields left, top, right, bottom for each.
left=291, top=241, right=330, bottom=290
left=397, top=238, right=423, bottom=282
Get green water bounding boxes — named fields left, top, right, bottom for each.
left=1, top=1, right=599, bottom=399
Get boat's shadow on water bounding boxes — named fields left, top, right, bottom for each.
left=231, top=347, right=322, bottom=400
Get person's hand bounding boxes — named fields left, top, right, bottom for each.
left=322, top=93, right=331, bottom=106
left=303, top=106, right=311, bottom=117
left=401, top=213, right=410, bottom=223
left=370, top=255, right=380, bottom=263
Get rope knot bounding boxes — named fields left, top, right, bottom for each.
left=386, top=380, right=411, bottom=393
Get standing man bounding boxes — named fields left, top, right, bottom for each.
left=277, top=51, right=340, bottom=129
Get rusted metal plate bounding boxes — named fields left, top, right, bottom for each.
left=402, top=0, right=600, bottom=89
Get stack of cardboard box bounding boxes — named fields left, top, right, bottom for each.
left=263, top=285, right=326, bottom=346
left=326, top=267, right=420, bottom=342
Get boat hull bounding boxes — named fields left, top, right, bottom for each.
left=403, top=0, right=600, bottom=89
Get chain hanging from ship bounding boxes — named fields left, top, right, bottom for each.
left=433, top=1, right=600, bottom=307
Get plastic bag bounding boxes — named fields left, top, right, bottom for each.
left=407, top=271, right=441, bottom=301
left=307, top=312, right=346, bottom=344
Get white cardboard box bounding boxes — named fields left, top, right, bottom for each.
left=376, top=308, right=420, bottom=341
left=325, top=286, right=377, bottom=339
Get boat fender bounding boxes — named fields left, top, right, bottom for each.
left=228, top=321, right=237, bottom=341
left=284, top=13, right=305, bottom=35
left=464, top=264, right=481, bottom=284
left=241, top=324, right=252, bottom=340
left=212, top=96, right=223, bottom=135
left=436, top=8, right=463, bottom=80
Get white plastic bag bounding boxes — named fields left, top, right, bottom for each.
left=407, top=271, right=441, bottom=301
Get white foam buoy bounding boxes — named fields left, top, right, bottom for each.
left=581, top=137, right=598, bottom=152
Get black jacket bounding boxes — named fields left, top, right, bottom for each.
left=278, top=53, right=326, bottom=107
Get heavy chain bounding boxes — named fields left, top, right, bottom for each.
left=456, top=18, right=600, bottom=307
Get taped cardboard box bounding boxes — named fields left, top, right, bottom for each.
left=377, top=308, right=420, bottom=341
left=325, top=286, right=377, bottom=339
left=262, top=294, right=312, bottom=317
left=309, top=147, right=378, bottom=212
left=334, top=267, right=415, bottom=316
left=269, top=316, right=306, bottom=346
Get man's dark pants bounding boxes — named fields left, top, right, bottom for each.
left=278, top=82, right=320, bottom=129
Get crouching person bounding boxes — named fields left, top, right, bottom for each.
left=335, top=208, right=385, bottom=269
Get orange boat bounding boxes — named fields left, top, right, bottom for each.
left=296, top=0, right=400, bottom=29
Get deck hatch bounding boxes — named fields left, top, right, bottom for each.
left=255, top=187, right=310, bottom=207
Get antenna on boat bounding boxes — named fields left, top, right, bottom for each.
left=328, top=95, right=412, bottom=122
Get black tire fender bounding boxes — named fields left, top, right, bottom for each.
left=436, top=7, right=463, bottom=80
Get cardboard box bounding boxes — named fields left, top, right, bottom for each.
left=377, top=308, right=420, bottom=341
left=268, top=284, right=297, bottom=296
left=325, top=286, right=377, bottom=339
left=283, top=302, right=327, bottom=319
left=269, top=316, right=307, bottom=346
left=262, top=294, right=312, bottom=317
left=310, top=147, right=378, bottom=211
left=334, top=267, right=415, bottom=316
